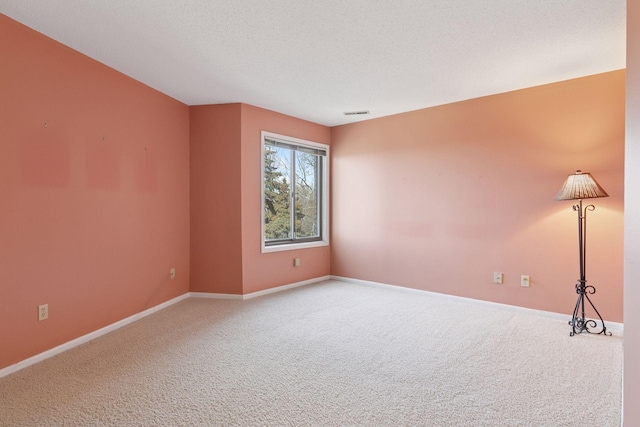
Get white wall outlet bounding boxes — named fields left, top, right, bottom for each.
left=38, top=304, right=48, bottom=321
left=293, top=258, right=301, bottom=267
left=170, top=268, right=176, bottom=279
left=493, top=272, right=503, bottom=284
left=521, top=275, right=530, bottom=287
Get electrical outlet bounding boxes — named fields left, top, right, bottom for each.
left=293, top=258, right=301, bottom=267
left=521, top=275, right=530, bottom=287
left=493, top=272, right=503, bottom=284
left=170, top=268, right=175, bottom=279
left=38, top=304, right=48, bottom=321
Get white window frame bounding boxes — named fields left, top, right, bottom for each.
left=261, top=131, right=329, bottom=253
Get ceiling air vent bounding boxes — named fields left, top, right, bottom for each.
left=343, top=110, right=370, bottom=116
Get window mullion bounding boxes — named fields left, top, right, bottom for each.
left=290, top=150, right=296, bottom=240
left=317, top=157, right=322, bottom=237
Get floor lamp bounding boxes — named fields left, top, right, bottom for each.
left=555, top=170, right=611, bottom=337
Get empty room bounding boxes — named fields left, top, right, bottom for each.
left=1, top=1, right=639, bottom=425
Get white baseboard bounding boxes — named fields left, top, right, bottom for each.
left=189, top=292, right=244, bottom=300
left=330, top=275, right=624, bottom=335
left=1, top=276, right=331, bottom=378
left=191, top=275, right=331, bottom=300
left=0, top=293, right=190, bottom=379
left=3, top=273, right=619, bottom=380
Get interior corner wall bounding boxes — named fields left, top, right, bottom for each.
left=625, top=1, right=640, bottom=423
left=0, top=15, right=191, bottom=371
left=331, top=71, right=625, bottom=321
left=189, top=104, right=243, bottom=294
left=240, top=104, right=331, bottom=294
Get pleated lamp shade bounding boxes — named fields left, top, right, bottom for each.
left=555, top=170, right=609, bottom=201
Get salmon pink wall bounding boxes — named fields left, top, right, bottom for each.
left=0, top=15, right=190, bottom=370
left=331, top=71, right=624, bottom=322
left=625, top=0, right=640, bottom=423
left=240, top=104, right=331, bottom=294
left=190, top=104, right=243, bottom=294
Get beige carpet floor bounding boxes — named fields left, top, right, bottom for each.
left=0, top=280, right=622, bottom=426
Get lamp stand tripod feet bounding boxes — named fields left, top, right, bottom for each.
left=569, top=280, right=611, bottom=336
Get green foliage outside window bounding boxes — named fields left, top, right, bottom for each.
left=264, top=145, right=291, bottom=240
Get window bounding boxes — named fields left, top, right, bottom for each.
left=261, top=131, right=329, bottom=252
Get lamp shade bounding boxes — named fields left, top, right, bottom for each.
left=555, top=170, right=609, bottom=201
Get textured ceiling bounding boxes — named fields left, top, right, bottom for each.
left=0, top=1, right=626, bottom=126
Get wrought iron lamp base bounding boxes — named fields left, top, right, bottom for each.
left=569, top=281, right=611, bottom=337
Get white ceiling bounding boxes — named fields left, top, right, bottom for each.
left=1, top=1, right=626, bottom=126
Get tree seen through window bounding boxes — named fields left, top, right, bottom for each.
left=264, top=140, right=322, bottom=243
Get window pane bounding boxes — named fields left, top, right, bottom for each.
left=264, top=145, right=292, bottom=240
left=262, top=131, right=328, bottom=251
left=294, top=151, right=319, bottom=239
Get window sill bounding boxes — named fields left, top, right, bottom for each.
left=261, top=240, right=329, bottom=253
